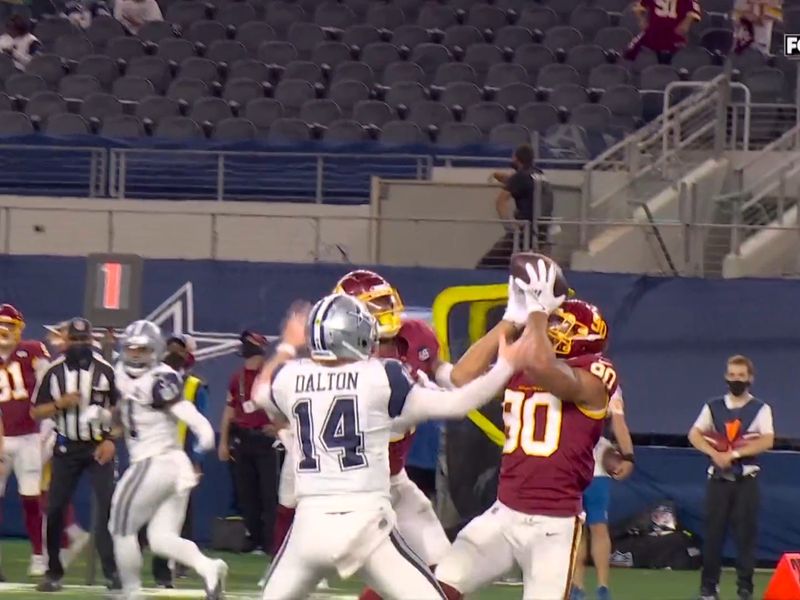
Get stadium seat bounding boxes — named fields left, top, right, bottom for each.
left=485, top=63, right=528, bottom=88
left=166, top=78, right=210, bottom=104
left=494, top=26, right=534, bottom=51
left=437, top=121, right=483, bottom=146
left=26, top=54, right=66, bottom=89
left=106, top=37, right=146, bottom=61
left=550, top=83, right=589, bottom=110
left=24, top=91, right=67, bottom=121
left=567, top=44, right=607, bottom=79
left=671, top=47, right=713, bottom=72
left=384, top=62, right=425, bottom=85
left=284, top=61, right=323, bottom=84
left=299, top=98, right=342, bottom=126
left=380, top=120, right=425, bottom=143
left=6, top=73, right=47, bottom=98
left=342, top=24, right=381, bottom=49
left=537, top=64, right=581, bottom=88
left=137, top=21, right=178, bottom=44
left=136, top=95, right=181, bottom=125
left=85, top=16, right=125, bottom=50
left=53, top=35, right=93, bottom=62
left=314, top=2, right=357, bottom=29
left=361, top=42, right=401, bottom=79
left=417, top=4, right=457, bottom=30
left=464, top=101, right=507, bottom=134
left=158, top=38, right=196, bottom=64
left=391, top=25, right=430, bottom=49
left=207, top=40, right=248, bottom=65
left=259, top=41, right=299, bottom=67
left=166, top=0, right=210, bottom=28
left=228, top=59, right=271, bottom=83
left=186, top=20, right=227, bottom=46
left=0, top=111, right=34, bottom=135
left=353, top=99, right=395, bottom=126
left=217, top=2, right=257, bottom=27
left=594, top=26, right=634, bottom=52
left=101, top=115, right=146, bottom=137
left=310, top=41, right=351, bottom=68
left=408, top=100, right=453, bottom=128
left=516, top=102, right=559, bottom=132
left=265, top=1, right=306, bottom=36
left=588, top=63, right=631, bottom=89
left=59, top=74, right=101, bottom=100
left=245, top=97, right=285, bottom=132
left=443, top=25, right=483, bottom=52
left=112, top=76, right=156, bottom=102
left=518, top=7, right=558, bottom=33
left=213, top=117, right=257, bottom=140
left=287, top=23, right=326, bottom=59
left=467, top=5, right=508, bottom=31
left=543, top=26, right=583, bottom=52
left=410, top=44, right=453, bottom=82
left=331, top=61, right=375, bottom=85
left=268, top=117, right=312, bottom=141
left=367, top=4, right=406, bottom=30
left=463, top=44, right=504, bottom=83
left=156, top=115, right=204, bottom=139
left=236, top=22, right=277, bottom=56
left=440, top=81, right=482, bottom=109
left=600, top=83, right=643, bottom=130
left=274, top=79, right=316, bottom=116
left=179, top=57, right=220, bottom=85
left=80, top=92, right=124, bottom=120
left=127, top=56, right=171, bottom=93
left=514, top=44, right=555, bottom=82
left=433, top=62, right=477, bottom=86
left=190, top=96, right=233, bottom=124
left=570, top=102, right=612, bottom=131
left=325, top=118, right=367, bottom=142
left=495, top=82, right=537, bottom=108
left=328, top=80, right=370, bottom=115
left=570, top=6, right=611, bottom=41
left=45, top=113, right=89, bottom=135
left=223, top=78, right=264, bottom=105
left=489, top=122, right=531, bottom=146
left=386, top=81, right=427, bottom=109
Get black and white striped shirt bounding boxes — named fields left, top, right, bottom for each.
left=34, top=352, right=117, bottom=442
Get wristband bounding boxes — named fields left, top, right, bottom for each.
left=276, top=343, right=297, bottom=358
left=621, top=453, right=635, bottom=463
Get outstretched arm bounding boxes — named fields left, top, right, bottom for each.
left=170, top=400, right=215, bottom=452
left=254, top=301, right=310, bottom=398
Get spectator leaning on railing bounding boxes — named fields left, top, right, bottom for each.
left=0, top=14, right=41, bottom=71
left=478, top=143, right=554, bottom=269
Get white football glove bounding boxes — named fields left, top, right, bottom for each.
left=502, top=276, right=528, bottom=325
left=513, top=259, right=566, bottom=316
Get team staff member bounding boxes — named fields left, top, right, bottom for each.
left=151, top=334, right=208, bottom=587
left=31, top=317, right=120, bottom=592
left=688, top=355, right=774, bottom=600
left=218, top=331, right=277, bottom=554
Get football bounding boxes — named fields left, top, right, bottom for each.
left=510, top=252, right=571, bottom=298
left=702, top=431, right=731, bottom=452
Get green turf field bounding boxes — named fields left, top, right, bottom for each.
left=0, top=539, right=771, bottom=599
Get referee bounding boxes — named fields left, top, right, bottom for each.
left=31, top=317, right=120, bottom=592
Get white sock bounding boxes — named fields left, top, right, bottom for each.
left=67, top=524, right=85, bottom=541
left=112, top=534, right=143, bottom=595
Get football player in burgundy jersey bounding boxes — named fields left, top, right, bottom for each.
left=436, top=261, right=618, bottom=600
left=0, top=304, right=50, bottom=576
left=625, top=0, right=701, bottom=59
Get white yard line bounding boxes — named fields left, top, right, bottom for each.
left=0, top=583, right=357, bottom=599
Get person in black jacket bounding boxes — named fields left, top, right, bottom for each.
left=478, top=144, right=554, bottom=269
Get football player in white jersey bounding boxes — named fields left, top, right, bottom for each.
left=107, top=320, right=228, bottom=600
left=255, top=293, right=525, bottom=600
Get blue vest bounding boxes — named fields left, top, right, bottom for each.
left=707, top=395, right=763, bottom=478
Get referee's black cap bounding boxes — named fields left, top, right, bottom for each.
left=66, top=317, right=93, bottom=341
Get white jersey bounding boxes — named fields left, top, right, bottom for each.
left=270, top=357, right=415, bottom=509
left=115, top=363, right=184, bottom=463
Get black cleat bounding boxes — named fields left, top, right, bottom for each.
left=36, top=577, right=63, bottom=592
left=156, top=580, right=175, bottom=589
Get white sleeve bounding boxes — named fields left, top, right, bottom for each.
left=691, top=404, right=712, bottom=432
left=254, top=365, right=288, bottom=423
left=752, top=404, right=774, bottom=435
left=169, top=400, right=214, bottom=451
left=397, top=359, right=514, bottom=425
left=434, top=361, right=454, bottom=389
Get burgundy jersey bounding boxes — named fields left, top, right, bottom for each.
left=228, top=366, right=271, bottom=430
left=498, top=353, right=618, bottom=517
left=627, top=0, right=700, bottom=55
left=381, top=319, right=440, bottom=476
left=0, top=340, right=50, bottom=436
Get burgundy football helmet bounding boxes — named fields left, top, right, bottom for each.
left=395, top=319, right=439, bottom=378
left=0, top=303, right=24, bottom=346
left=333, top=270, right=405, bottom=339
left=547, top=299, right=608, bottom=359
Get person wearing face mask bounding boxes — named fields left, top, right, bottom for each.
left=688, top=355, right=775, bottom=600
left=478, top=143, right=554, bottom=269
left=217, top=330, right=278, bottom=554
left=150, top=333, right=208, bottom=588
left=31, top=317, right=120, bottom=592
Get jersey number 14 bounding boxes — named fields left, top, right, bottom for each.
left=294, top=396, right=367, bottom=472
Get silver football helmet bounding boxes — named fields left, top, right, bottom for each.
left=307, top=293, right=378, bottom=362
left=120, top=319, right=165, bottom=377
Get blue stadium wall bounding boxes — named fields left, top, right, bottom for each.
left=0, top=256, right=798, bottom=562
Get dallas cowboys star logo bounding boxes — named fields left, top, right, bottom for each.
left=45, top=282, right=276, bottom=363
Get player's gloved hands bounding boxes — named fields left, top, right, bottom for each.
left=513, top=259, right=566, bottom=316
left=502, top=276, right=528, bottom=325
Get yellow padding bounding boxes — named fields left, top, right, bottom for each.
left=432, top=284, right=509, bottom=448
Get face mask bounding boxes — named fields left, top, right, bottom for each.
left=163, top=352, right=185, bottom=371
left=65, top=343, right=93, bottom=368
left=726, top=379, right=750, bottom=396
